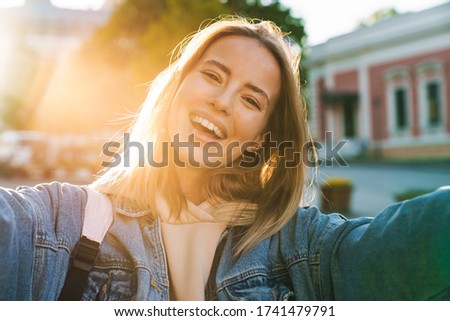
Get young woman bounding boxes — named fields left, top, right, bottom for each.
left=0, top=17, right=449, bottom=301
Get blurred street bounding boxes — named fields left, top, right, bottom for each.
left=1, top=161, right=449, bottom=219
left=311, top=162, right=450, bottom=217
left=0, top=174, right=93, bottom=189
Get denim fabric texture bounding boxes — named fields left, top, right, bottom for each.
left=0, top=182, right=449, bottom=300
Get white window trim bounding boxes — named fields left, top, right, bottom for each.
left=384, top=66, right=413, bottom=141
left=416, top=60, right=447, bottom=136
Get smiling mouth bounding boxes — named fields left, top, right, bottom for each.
left=190, top=115, right=227, bottom=139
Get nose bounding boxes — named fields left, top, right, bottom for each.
left=208, top=88, right=233, bottom=114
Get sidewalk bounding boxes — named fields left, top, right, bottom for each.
left=308, top=162, right=450, bottom=217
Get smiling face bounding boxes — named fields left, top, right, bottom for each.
left=167, top=35, right=281, bottom=171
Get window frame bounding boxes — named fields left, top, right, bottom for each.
left=416, top=60, right=446, bottom=135
left=385, top=67, right=412, bottom=138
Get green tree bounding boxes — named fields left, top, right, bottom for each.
left=83, top=0, right=307, bottom=86
left=357, top=7, right=399, bottom=28
left=56, top=0, right=307, bottom=133
left=224, top=0, right=307, bottom=87
left=83, top=0, right=231, bottom=83
left=224, top=0, right=306, bottom=48
left=63, top=0, right=231, bottom=131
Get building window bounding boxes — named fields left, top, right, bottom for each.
left=416, top=60, right=445, bottom=134
left=426, top=81, right=441, bottom=126
left=384, top=66, right=411, bottom=137
left=394, top=87, right=408, bottom=130
left=343, top=97, right=356, bottom=138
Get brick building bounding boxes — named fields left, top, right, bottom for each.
left=307, top=3, right=450, bottom=159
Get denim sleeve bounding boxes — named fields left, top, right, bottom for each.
left=328, top=188, right=450, bottom=300
left=0, top=182, right=87, bottom=300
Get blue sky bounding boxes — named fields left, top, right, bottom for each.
left=1, top=0, right=448, bottom=45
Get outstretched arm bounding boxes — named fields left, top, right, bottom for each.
left=330, top=187, right=450, bottom=300
left=0, top=182, right=86, bottom=300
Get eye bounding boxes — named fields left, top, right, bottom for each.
left=202, top=71, right=221, bottom=83
left=243, top=97, right=261, bottom=110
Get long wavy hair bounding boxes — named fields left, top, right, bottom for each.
left=92, top=16, right=310, bottom=256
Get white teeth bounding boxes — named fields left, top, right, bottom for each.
left=213, top=127, right=222, bottom=138
left=192, top=115, right=225, bottom=139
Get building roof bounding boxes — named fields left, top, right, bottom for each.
left=0, top=0, right=113, bottom=35
left=308, top=2, right=450, bottom=67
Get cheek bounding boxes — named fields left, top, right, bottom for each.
left=170, top=79, right=205, bottom=113
left=167, top=83, right=194, bottom=130
left=233, top=112, right=270, bottom=141
left=177, top=75, right=206, bottom=99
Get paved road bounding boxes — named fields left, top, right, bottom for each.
left=309, top=162, right=450, bottom=217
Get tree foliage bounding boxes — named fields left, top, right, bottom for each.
left=357, top=7, right=399, bottom=28
left=83, top=0, right=306, bottom=82
left=224, top=0, right=306, bottom=48
left=62, top=0, right=307, bottom=133
left=224, top=0, right=307, bottom=86
left=83, top=0, right=231, bottom=83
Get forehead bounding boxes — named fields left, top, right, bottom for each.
left=197, top=35, right=281, bottom=102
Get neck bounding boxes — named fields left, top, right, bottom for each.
left=175, top=166, right=208, bottom=205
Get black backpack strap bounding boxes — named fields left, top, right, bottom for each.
left=58, top=236, right=100, bottom=300
left=58, top=187, right=113, bottom=300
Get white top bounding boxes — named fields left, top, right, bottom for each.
left=83, top=188, right=226, bottom=300
left=83, top=187, right=114, bottom=243
left=157, top=197, right=227, bottom=300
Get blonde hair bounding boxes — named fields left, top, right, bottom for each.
left=92, top=16, right=310, bottom=256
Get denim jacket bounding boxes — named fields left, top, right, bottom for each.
left=0, top=182, right=449, bottom=300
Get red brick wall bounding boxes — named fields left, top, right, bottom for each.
left=334, top=70, right=358, bottom=92
left=368, top=48, right=450, bottom=141
left=316, top=77, right=326, bottom=140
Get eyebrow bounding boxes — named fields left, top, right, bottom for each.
left=245, top=83, right=269, bottom=106
left=203, top=59, right=270, bottom=105
left=204, top=59, right=231, bottom=75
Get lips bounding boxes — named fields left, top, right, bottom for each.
left=190, top=113, right=227, bottom=139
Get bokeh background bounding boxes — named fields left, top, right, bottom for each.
left=0, top=0, right=449, bottom=217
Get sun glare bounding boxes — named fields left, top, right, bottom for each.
left=51, top=0, right=105, bottom=11
left=0, top=0, right=25, bottom=8
left=0, top=0, right=105, bottom=10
